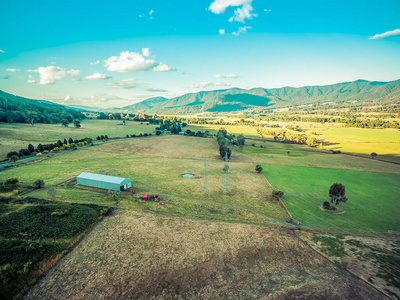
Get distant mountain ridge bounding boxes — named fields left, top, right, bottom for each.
left=116, top=79, right=400, bottom=114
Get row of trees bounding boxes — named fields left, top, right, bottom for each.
left=217, top=128, right=232, bottom=159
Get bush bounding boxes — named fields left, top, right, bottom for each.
left=36, top=153, right=43, bottom=157
left=7, top=151, right=18, bottom=158
left=33, top=180, right=45, bottom=190
left=272, top=190, right=284, bottom=199
left=9, top=155, right=19, bottom=164
left=5, top=178, right=18, bottom=185
left=43, top=150, right=49, bottom=154
left=255, top=164, right=263, bottom=173
left=323, top=201, right=331, bottom=210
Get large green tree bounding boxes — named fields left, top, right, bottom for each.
left=328, top=183, right=348, bottom=209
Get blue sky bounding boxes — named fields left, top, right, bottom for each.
left=0, top=0, right=399, bottom=108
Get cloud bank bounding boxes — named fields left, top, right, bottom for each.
left=28, top=66, right=81, bottom=85
left=215, top=73, right=238, bottom=78
left=85, top=73, right=112, bottom=80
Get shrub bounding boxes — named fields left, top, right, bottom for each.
left=323, top=201, right=331, bottom=210
left=33, top=180, right=45, bottom=190
left=272, top=190, right=284, bottom=199
left=7, top=151, right=18, bottom=158
left=43, top=150, right=49, bottom=154
left=5, top=178, right=18, bottom=185
left=9, top=155, right=19, bottom=164
left=255, top=164, right=263, bottom=173
left=36, top=153, right=43, bottom=157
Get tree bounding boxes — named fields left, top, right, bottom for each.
left=328, top=183, right=347, bottom=209
left=371, top=152, right=377, bottom=159
left=272, top=190, right=284, bottom=199
left=68, top=137, right=73, bottom=144
left=255, top=164, right=263, bottom=173
left=9, top=155, right=19, bottom=164
left=33, top=179, right=45, bottom=189
left=287, top=151, right=290, bottom=156
left=37, top=144, right=44, bottom=152
left=219, top=146, right=231, bottom=160
left=237, top=134, right=245, bottom=146
left=28, top=144, right=35, bottom=153
left=73, top=120, right=81, bottom=128
left=61, top=119, right=69, bottom=127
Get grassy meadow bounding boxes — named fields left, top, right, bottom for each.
left=262, top=164, right=400, bottom=233
left=0, top=119, right=157, bottom=159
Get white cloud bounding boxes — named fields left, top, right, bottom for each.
left=219, top=29, right=226, bottom=35
left=29, top=66, right=81, bottom=85
left=215, top=73, right=238, bottom=78
left=0, top=49, right=5, bottom=53
left=64, top=95, right=73, bottom=102
left=209, top=0, right=251, bottom=14
left=7, top=68, right=20, bottom=72
left=191, top=82, right=232, bottom=88
left=104, top=51, right=156, bottom=72
left=153, top=62, right=176, bottom=72
left=264, top=8, right=271, bottom=12
left=138, top=14, right=144, bottom=18
left=142, top=48, right=150, bottom=57
left=149, top=10, right=154, bottom=16
left=85, top=73, right=112, bottom=80
left=228, top=4, right=257, bottom=23
left=369, top=29, right=400, bottom=40
left=107, top=78, right=138, bottom=89
left=27, top=75, right=36, bottom=84
left=90, top=60, right=100, bottom=65
left=232, top=26, right=252, bottom=36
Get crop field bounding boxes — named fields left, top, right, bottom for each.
left=24, top=210, right=384, bottom=299
left=262, top=164, right=400, bottom=233
left=0, top=119, right=157, bottom=159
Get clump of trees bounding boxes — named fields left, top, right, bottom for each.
left=255, top=164, right=263, bottom=173
left=272, top=190, right=284, bottom=199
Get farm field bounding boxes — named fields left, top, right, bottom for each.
left=0, top=119, right=157, bottom=159
left=1, top=131, right=399, bottom=298
left=2, top=135, right=289, bottom=224
left=24, top=210, right=384, bottom=300
left=262, top=164, right=400, bottom=233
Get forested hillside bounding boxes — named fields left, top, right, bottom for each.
left=0, top=90, right=86, bottom=125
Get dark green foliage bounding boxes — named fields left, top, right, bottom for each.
left=28, top=144, right=34, bottom=153
left=323, top=201, right=331, bottom=210
left=237, top=134, right=245, bottom=146
left=219, top=145, right=231, bottom=159
left=329, top=183, right=348, bottom=208
left=33, top=179, right=45, bottom=189
left=272, top=190, right=284, bottom=199
left=255, top=164, right=263, bottom=173
left=6, top=151, right=18, bottom=158
left=5, top=178, right=18, bottom=185
left=37, top=144, right=44, bottom=152
left=0, top=203, right=110, bottom=239
left=73, top=119, right=81, bottom=128
left=9, top=155, right=19, bottom=164
left=0, top=198, right=110, bottom=300
left=63, top=139, right=68, bottom=145
left=68, top=137, right=73, bottom=144
left=371, top=152, right=377, bottom=159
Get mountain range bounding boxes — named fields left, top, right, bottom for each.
left=114, top=79, right=400, bottom=114
left=1, top=79, right=399, bottom=115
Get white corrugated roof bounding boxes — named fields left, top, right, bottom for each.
left=77, top=172, right=130, bottom=184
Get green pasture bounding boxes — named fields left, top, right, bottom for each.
left=262, top=164, right=400, bottom=233
left=0, top=119, right=157, bottom=158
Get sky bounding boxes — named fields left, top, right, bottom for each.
left=0, top=0, right=399, bottom=108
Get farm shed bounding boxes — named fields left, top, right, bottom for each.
left=77, top=172, right=132, bottom=191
